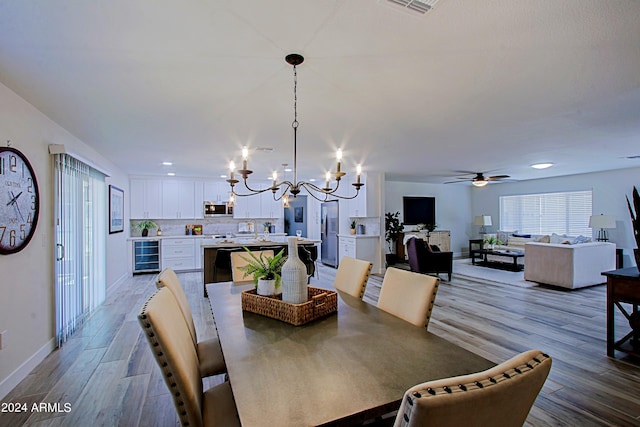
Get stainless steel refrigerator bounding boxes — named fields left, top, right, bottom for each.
left=320, top=200, right=339, bottom=267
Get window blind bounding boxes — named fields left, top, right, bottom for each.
left=54, top=153, right=106, bottom=347
left=500, top=190, right=592, bottom=236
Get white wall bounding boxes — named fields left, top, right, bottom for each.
left=385, top=180, right=472, bottom=256
left=470, top=167, right=640, bottom=267
left=0, top=82, right=129, bottom=398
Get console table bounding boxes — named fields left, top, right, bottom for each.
left=602, top=267, right=640, bottom=358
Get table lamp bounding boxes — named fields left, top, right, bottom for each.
left=474, top=215, right=492, bottom=235
left=589, top=214, right=616, bottom=242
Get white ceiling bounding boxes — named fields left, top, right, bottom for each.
left=1, top=0, right=640, bottom=185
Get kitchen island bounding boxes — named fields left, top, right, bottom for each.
left=201, top=238, right=319, bottom=296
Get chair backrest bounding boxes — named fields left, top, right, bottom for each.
left=333, top=256, right=373, bottom=299
left=230, top=250, right=274, bottom=282
left=156, top=268, right=197, bottom=346
left=377, top=267, right=439, bottom=327
left=394, top=350, right=552, bottom=427
left=138, top=288, right=204, bottom=427
left=406, top=237, right=425, bottom=272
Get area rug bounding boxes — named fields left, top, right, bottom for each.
left=372, top=258, right=538, bottom=291
left=452, top=258, right=537, bottom=288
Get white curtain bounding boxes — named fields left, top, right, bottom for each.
left=54, top=153, right=106, bottom=347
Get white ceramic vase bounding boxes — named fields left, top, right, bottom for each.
left=281, top=237, right=308, bottom=303
left=257, top=278, right=276, bottom=296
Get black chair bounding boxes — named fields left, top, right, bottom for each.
left=213, top=248, right=241, bottom=282
left=406, top=237, right=453, bottom=281
left=298, top=245, right=317, bottom=283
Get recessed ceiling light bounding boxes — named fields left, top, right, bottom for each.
left=220, top=174, right=227, bottom=179
left=167, top=172, right=175, bottom=176
left=309, top=178, right=316, bottom=182
left=284, top=168, right=293, bottom=172
left=530, top=163, right=554, bottom=169
left=162, top=161, right=173, bottom=166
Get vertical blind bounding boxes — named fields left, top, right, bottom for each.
left=500, top=190, right=593, bottom=236
left=54, top=153, right=106, bottom=347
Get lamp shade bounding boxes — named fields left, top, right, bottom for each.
left=474, top=215, right=492, bottom=226
left=588, top=214, right=616, bottom=229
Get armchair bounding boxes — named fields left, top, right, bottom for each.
left=406, top=237, right=453, bottom=281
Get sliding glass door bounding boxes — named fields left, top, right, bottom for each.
left=53, top=153, right=106, bottom=347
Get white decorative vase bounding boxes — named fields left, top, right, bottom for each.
left=281, top=237, right=308, bottom=303
left=257, top=278, right=276, bottom=296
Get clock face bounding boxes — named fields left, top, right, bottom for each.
left=0, top=147, right=40, bottom=254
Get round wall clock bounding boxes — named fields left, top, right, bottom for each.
left=0, top=146, right=40, bottom=254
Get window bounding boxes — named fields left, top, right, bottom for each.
left=500, top=190, right=592, bottom=236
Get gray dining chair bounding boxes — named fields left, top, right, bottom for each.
left=156, top=268, right=226, bottom=378
left=138, top=288, right=240, bottom=427
left=394, top=349, right=552, bottom=427
left=377, top=267, right=439, bottom=328
left=333, top=256, right=373, bottom=299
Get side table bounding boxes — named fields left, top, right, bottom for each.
left=602, top=267, right=640, bottom=358
left=469, top=239, right=483, bottom=263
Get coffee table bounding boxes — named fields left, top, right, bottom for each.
left=472, top=248, right=525, bottom=272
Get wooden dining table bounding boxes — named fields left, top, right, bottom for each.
left=206, top=282, right=495, bottom=427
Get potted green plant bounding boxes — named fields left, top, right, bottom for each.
left=483, top=235, right=502, bottom=250
left=350, top=220, right=357, bottom=235
left=385, top=211, right=404, bottom=265
left=136, top=220, right=158, bottom=237
left=626, top=186, right=640, bottom=270
left=238, top=248, right=286, bottom=296
left=263, top=222, right=272, bottom=233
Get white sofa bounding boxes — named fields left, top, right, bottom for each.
left=523, top=242, right=616, bottom=289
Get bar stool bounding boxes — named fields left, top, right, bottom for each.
left=213, top=248, right=240, bottom=282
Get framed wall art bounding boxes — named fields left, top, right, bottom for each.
left=109, top=185, right=124, bottom=234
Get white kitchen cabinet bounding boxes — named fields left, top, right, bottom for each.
left=233, top=193, right=261, bottom=219
left=130, top=179, right=163, bottom=219
left=347, top=173, right=381, bottom=218
left=260, top=190, right=283, bottom=218
left=203, top=181, right=230, bottom=202
left=339, top=235, right=380, bottom=272
left=162, top=180, right=196, bottom=219
left=161, top=238, right=196, bottom=271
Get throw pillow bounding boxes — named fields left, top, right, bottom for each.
left=537, top=235, right=551, bottom=243
left=496, top=231, right=513, bottom=244
left=513, top=233, right=532, bottom=238
left=550, top=233, right=565, bottom=244
left=572, top=235, right=591, bottom=244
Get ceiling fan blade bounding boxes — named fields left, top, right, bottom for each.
left=487, top=175, right=510, bottom=180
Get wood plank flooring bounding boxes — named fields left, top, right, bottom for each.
left=2, top=264, right=640, bottom=426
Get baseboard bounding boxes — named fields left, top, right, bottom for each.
left=107, top=271, right=129, bottom=293
left=0, top=338, right=56, bottom=400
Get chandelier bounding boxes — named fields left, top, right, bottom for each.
left=226, top=53, right=363, bottom=206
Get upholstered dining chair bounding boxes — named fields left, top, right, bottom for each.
left=333, top=256, right=373, bottom=299
left=155, top=268, right=226, bottom=378
left=138, top=288, right=240, bottom=427
left=377, top=267, right=439, bottom=328
left=406, top=237, right=453, bottom=281
left=230, top=249, right=275, bottom=283
left=393, top=349, right=552, bottom=427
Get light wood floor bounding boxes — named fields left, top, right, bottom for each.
left=3, top=263, right=640, bottom=426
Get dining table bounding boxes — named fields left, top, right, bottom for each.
left=206, top=281, right=495, bottom=427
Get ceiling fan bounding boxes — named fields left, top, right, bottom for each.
left=444, top=172, right=511, bottom=187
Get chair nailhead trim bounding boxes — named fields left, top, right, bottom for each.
left=408, top=353, right=550, bottom=400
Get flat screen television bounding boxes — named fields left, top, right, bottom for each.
left=403, top=196, right=436, bottom=226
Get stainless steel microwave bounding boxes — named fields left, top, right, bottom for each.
left=203, top=201, right=232, bottom=216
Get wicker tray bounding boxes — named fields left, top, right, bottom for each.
left=241, top=286, right=338, bottom=326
